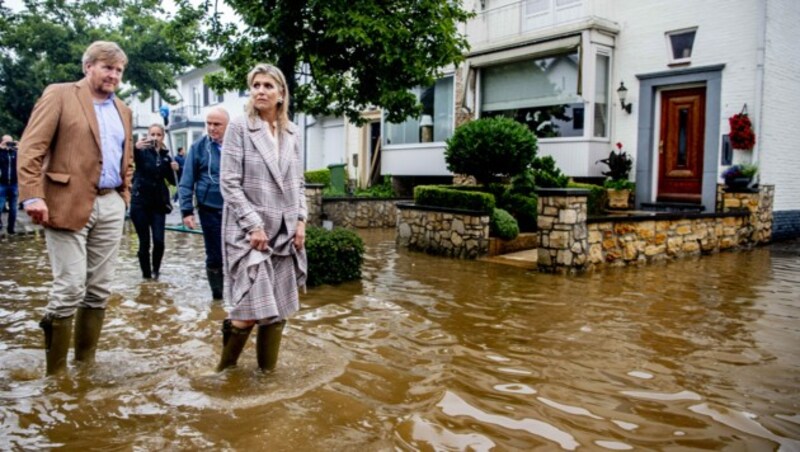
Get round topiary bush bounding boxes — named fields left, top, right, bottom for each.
left=490, top=208, right=520, bottom=240
left=305, top=226, right=364, bottom=287
left=445, top=117, right=538, bottom=185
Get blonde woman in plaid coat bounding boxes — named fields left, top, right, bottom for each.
left=216, top=63, right=308, bottom=372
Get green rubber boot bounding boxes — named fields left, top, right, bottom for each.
left=40, top=314, right=74, bottom=376
left=74, top=307, right=105, bottom=364
left=256, top=320, right=286, bottom=372
left=216, top=320, right=253, bottom=372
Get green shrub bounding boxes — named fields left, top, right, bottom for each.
left=490, top=208, right=519, bottom=240
left=305, top=226, right=364, bottom=287
left=305, top=168, right=331, bottom=186
left=567, top=181, right=606, bottom=216
left=445, top=117, right=538, bottom=185
left=354, top=175, right=395, bottom=198
left=509, top=169, right=536, bottom=196
left=532, top=156, right=569, bottom=188
left=500, top=192, right=538, bottom=232
left=414, top=185, right=495, bottom=212
left=603, top=179, right=635, bottom=191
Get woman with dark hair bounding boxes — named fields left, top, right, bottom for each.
left=216, top=63, right=307, bottom=372
left=130, top=123, right=178, bottom=279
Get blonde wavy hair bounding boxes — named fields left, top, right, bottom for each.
left=245, top=63, right=290, bottom=130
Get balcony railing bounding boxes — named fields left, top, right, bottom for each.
left=466, top=0, right=585, bottom=48
left=169, top=105, right=205, bottom=128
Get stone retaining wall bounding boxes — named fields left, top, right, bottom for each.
left=396, top=203, right=490, bottom=259
left=587, top=214, right=749, bottom=266
left=716, top=185, right=774, bottom=244
left=536, top=189, right=590, bottom=272
left=305, top=184, right=324, bottom=226
left=322, top=197, right=409, bottom=229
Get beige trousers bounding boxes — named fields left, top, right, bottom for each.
left=44, top=191, right=126, bottom=318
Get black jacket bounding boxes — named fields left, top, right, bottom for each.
left=131, top=146, right=176, bottom=210
left=0, top=147, right=17, bottom=185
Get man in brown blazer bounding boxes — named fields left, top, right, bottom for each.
left=17, top=41, right=134, bottom=376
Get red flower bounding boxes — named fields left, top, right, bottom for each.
left=616, top=142, right=623, bottom=150
left=729, top=113, right=755, bottom=150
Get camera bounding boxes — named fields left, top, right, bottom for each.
left=2, top=141, right=17, bottom=151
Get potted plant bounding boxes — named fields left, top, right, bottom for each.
left=722, top=163, right=758, bottom=190
left=598, top=142, right=635, bottom=209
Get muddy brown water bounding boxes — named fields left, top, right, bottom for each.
left=1, top=228, right=799, bottom=450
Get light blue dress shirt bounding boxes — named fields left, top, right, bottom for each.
left=94, top=95, right=125, bottom=189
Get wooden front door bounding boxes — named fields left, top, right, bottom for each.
left=657, top=87, right=706, bottom=203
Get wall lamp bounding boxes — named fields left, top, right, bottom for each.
left=617, top=82, right=632, bottom=113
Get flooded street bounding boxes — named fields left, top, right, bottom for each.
left=1, top=228, right=799, bottom=450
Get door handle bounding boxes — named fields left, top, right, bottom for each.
left=659, top=140, right=664, bottom=154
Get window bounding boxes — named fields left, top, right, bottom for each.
left=385, top=76, right=454, bottom=146
left=594, top=53, right=610, bottom=137
left=150, top=93, right=162, bottom=113
left=526, top=0, right=549, bottom=15
left=203, top=85, right=210, bottom=106
left=480, top=50, right=583, bottom=138
left=190, top=86, right=200, bottom=115
left=666, top=28, right=697, bottom=65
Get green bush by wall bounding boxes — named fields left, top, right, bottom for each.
left=305, top=168, right=331, bottom=187
left=445, top=117, right=538, bottom=184
left=490, top=208, right=520, bottom=240
left=567, top=181, right=607, bottom=216
left=414, top=185, right=496, bottom=212
left=305, top=226, right=364, bottom=287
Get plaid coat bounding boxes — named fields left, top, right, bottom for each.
left=220, top=115, right=307, bottom=321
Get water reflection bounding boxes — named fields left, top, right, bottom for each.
left=0, top=229, right=799, bottom=449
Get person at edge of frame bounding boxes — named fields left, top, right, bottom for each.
left=178, top=107, right=229, bottom=300
left=17, top=41, right=133, bottom=376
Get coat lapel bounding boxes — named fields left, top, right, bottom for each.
left=75, top=79, right=102, bottom=152
left=247, top=116, right=284, bottom=192
left=278, top=125, right=295, bottom=179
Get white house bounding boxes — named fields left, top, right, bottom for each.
left=379, top=0, right=800, bottom=240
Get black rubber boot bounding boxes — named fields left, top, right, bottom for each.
left=206, top=267, right=224, bottom=300
left=152, top=241, right=164, bottom=279
left=73, top=307, right=105, bottom=364
left=138, top=249, right=152, bottom=279
left=216, top=320, right=253, bottom=372
left=256, top=320, right=286, bottom=372
left=40, top=314, right=74, bottom=376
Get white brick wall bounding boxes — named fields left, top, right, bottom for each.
left=760, top=0, right=800, bottom=211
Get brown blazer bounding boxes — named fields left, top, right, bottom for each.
left=17, top=78, right=134, bottom=231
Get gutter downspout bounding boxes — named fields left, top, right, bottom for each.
left=752, top=0, right=767, bottom=166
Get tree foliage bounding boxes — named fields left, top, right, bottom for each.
left=198, top=0, right=472, bottom=125
left=0, top=0, right=208, bottom=136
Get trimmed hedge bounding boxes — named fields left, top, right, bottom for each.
left=501, top=192, right=538, bottom=232
left=532, top=156, right=569, bottom=188
left=305, top=168, right=331, bottom=186
left=414, top=185, right=495, bottom=212
left=305, top=226, right=364, bottom=287
left=567, top=181, right=607, bottom=216
left=445, top=117, right=538, bottom=184
left=491, top=208, right=519, bottom=240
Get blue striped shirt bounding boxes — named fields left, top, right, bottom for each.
left=93, top=95, right=125, bottom=189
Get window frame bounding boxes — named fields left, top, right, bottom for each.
left=665, top=27, right=698, bottom=66
left=382, top=74, right=456, bottom=149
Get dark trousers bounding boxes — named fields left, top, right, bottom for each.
left=0, top=184, right=18, bottom=233
left=129, top=203, right=166, bottom=277
left=198, top=205, right=223, bottom=269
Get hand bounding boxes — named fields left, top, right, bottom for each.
left=170, top=161, right=179, bottom=171
left=294, top=220, right=306, bottom=249
left=25, top=199, right=49, bottom=225
left=135, top=138, right=151, bottom=150
left=183, top=215, right=196, bottom=229
left=249, top=228, right=269, bottom=251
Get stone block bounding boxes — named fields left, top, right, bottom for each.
left=559, top=209, right=578, bottom=224
left=556, top=250, right=573, bottom=266
left=550, top=230, right=570, bottom=249
left=682, top=241, right=700, bottom=253
left=451, top=232, right=463, bottom=246
left=589, top=244, right=604, bottom=264
left=676, top=225, right=692, bottom=235
left=623, top=242, right=638, bottom=261
left=538, top=216, right=555, bottom=230
left=588, top=230, right=602, bottom=243
left=602, top=239, right=617, bottom=251
left=644, top=244, right=665, bottom=256
left=538, top=249, right=552, bottom=266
